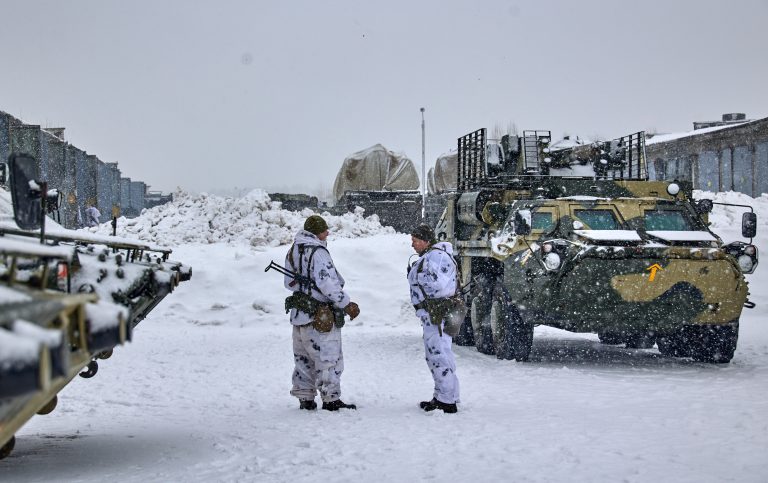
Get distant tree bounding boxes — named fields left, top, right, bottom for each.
left=645, top=127, right=659, bottom=137
left=490, top=121, right=518, bottom=140
left=312, top=182, right=333, bottom=204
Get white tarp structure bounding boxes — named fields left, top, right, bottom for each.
left=332, top=144, right=419, bottom=201
left=427, top=152, right=458, bottom=194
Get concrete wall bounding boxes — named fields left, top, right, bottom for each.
left=63, top=144, right=80, bottom=227
left=1, top=109, right=170, bottom=228
left=10, top=125, right=44, bottom=178
left=0, top=112, right=24, bottom=164
left=96, top=161, right=123, bottom=222
left=130, top=181, right=146, bottom=213
left=120, top=177, right=137, bottom=216
left=45, top=135, right=67, bottom=224
left=78, top=154, right=99, bottom=220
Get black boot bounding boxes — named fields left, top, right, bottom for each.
left=419, top=398, right=438, bottom=410
left=299, top=399, right=317, bottom=410
left=322, top=399, right=357, bottom=411
left=420, top=398, right=457, bottom=413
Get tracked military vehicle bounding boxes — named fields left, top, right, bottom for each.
left=438, top=128, right=758, bottom=363
left=0, top=153, right=191, bottom=459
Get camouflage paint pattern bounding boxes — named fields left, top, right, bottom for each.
left=439, top=178, right=751, bottom=336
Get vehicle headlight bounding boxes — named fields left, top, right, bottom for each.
left=543, top=252, right=561, bottom=271
left=737, top=255, right=753, bottom=272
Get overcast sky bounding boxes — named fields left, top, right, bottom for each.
left=2, top=0, right=767, bottom=195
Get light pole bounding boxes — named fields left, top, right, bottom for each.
left=420, top=107, right=426, bottom=220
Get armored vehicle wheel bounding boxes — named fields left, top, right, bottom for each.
left=37, top=395, right=58, bottom=415
left=624, top=332, right=656, bottom=349
left=97, top=349, right=114, bottom=360
left=658, top=323, right=738, bottom=363
left=598, top=331, right=625, bottom=345
left=453, top=314, right=475, bottom=346
left=79, top=360, right=99, bottom=378
left=490, top=292, right=533, bottom=361
left=690, top=323, right=738, bottom=363
left=0, top=436, right=14, bottom=460
left=510, top=322, right=535, bottom=362
left=489, top=297, right=511, bottom=359
left=470, top=296, right=494, bottom=355
left=657, top=330, right=692, bottom=357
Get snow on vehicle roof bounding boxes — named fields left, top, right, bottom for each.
left=86, top=299, right=129, bottom=333
left=0, top=221, right=159, bottom=249
left=0, top=236, right=75, bottom=260
left=549, top=164, right=601, bottom=177
left=11, top=319, right=63, bottom=347
left=646, top=230, right=718, bottom=242
left=573, top=230, right=642, bottom=241
left=0, top=285, right=33, bottom=305
left=0, top=327, right=40, bottom=367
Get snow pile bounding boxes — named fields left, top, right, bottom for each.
left=695, top=190, right=768, bottom=248
left=89, top=188, right=394, bottom=247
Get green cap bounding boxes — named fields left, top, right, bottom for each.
left=304, top=215, right=329, bottom=235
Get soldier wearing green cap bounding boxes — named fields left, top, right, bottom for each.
left=283, top=214, right=360, bottom=411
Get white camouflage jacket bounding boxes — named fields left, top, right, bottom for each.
left=407, top=241, right=458, bottom=323
left=284, top=230, right=350, bottom=326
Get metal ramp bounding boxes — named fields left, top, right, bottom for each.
left=521, top=130, right=552, bottom=174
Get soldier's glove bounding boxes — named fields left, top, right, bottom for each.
left=344, top=302, right=360, bottom=320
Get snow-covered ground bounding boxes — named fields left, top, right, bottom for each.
left=2, top=191, right=768, bottom=482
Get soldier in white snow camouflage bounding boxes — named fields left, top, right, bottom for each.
left=408, top=224, right=460, bottom=413
left=284, top=215, right=360, bottom=411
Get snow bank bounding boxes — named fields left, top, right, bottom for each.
left=696, top=190, right=768, bottom=246
left=88, top=189, right=394, bottom=247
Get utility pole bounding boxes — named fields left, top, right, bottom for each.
left=420, top=107, right=426, bottom=220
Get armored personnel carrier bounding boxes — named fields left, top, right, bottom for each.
left=439, top=128, right=758, bottom=363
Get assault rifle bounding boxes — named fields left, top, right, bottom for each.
left=265, top=260, right=348, bottom=326
left=459, top=276, right=480, bottom=297
left=264, top=260, right=318, bottom=292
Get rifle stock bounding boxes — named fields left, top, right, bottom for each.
left=265, top=260, right=316, bottom=291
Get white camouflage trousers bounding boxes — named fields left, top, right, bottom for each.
left=290, top=323, right=344, bottom=403
left=422, top=318, right=460, bottom=404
